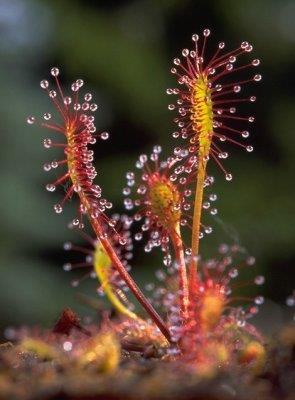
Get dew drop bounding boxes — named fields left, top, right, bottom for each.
left=76, top=79, right=84, bottom=87
left=63, top=341, right=73, bottom=351
left=135, top=233, right=143, bottom=241
left=254, top=275, right=265, bottom=285
left=63, top=263, right=72, bottom=271
left=209, top=193, right=217, bottom=201
left=27, top=116, right=36, bottom=125
left=144, top=244, right=152, bottom=252
left=246, top=256, right=256, bottom=266
left=40, top=80, right=49, bottom=89
left=185, top=248, right=192, bottom=256
left=43, top=113, right=51, bottom=120
left=254, top=296, right=264, bottom=305
left=139, top=154, right=148, bottom=164
left=54, top=204, right=63, bottom=214
left=71, top=82, right=79, bottom=92
left=225, top=173, right=232, bottom=181
left=64, top=97, right=72, bottom=105
left=82, top=102, right=89, bottom=111
left=106, top=201, right=112, bottom=209
left=153, top=145, right=162, bottom=154
left=229, top=268, right=238, bottom=278
left=43, top=138, right=52, bottom=148
left=126, top=172, right=135, bottom=180
left=100, top=131, right=109, bottom=140
left=219, top=243, right=229, bottom=254
left=246, top=145, right=254, bottom=152
left=182, top=49, right=189, bottom=57
left=46, top=183, right=56, bottom=192
left=50, top=67, right=60, bottom=77
left=163, top=254, right=172, bottom=266
left=119, top=237, right=127, bottom=245
left=205, top=226, right=213, bottom=234
left=237, top=319, right=246, bottom=327
left=88, top=103, right=97, bottom=112
left=63, top=242, right=72, bottom=250
left=107, top=219, right=116, bottom=228
left=254, top=74, right=262, bottom=82
left=245, top=44, right=253, bottom=52
left=137, top=185, right=147, bottom=195
left=156, top=269, right=166, bottom=280
left=49, top=90, right=57, bottom=98
left=286, top=296, right=295, bottom=307
left=84, top=93, right=92, bottom=102
left=135, top=160, right=143, bottom=169
left=43, top=163, right=51, bottom=172
left=123, top=187, right=131, bottom=196
left=89, top=127, right=96, bottom=134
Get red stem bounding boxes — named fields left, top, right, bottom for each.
left=83, top=198, right=171, bottom=342
left=171, top=226, right=189, bottom=320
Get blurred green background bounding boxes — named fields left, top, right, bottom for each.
left=0, top=0, right=294, bottom=337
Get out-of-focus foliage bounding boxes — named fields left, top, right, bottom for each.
left=0, top=0, right=294, bottom=335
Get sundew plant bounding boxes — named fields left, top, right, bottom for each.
left=26, top=29, right=267, bottom=372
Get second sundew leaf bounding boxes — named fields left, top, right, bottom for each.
left=124, top=147, right=211, bottom=319
left=167, top=28, right=261, bottom=274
